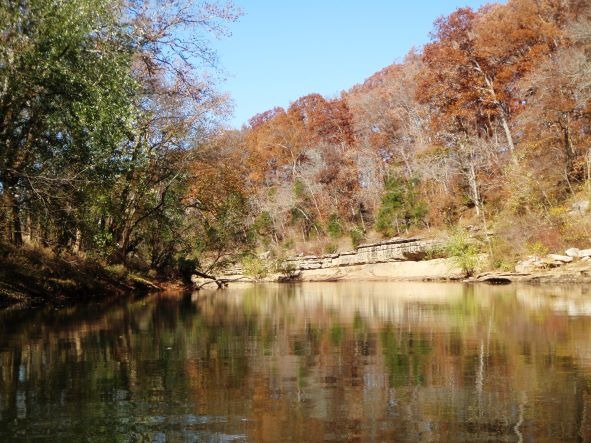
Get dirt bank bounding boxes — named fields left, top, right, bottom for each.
left=0, top=243, right=161, bottom=308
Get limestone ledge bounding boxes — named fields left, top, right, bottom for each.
left=223, top=258, right=463, bottom=283
left=282, top=237, right=440, bottom=271
left=220, top=237, right=463, bottom=282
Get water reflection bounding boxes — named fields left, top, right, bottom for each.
left=1, top=282, right=590, bottom=441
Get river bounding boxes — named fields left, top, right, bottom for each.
left=1, top=282, right=590, bottom=441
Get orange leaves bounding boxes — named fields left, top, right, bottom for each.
left=416, top=0, right=570, bottom=148
left=185, top=131, right=248, bottom=211
left=243, top=94, right=355, bottom=185
left=417, top=7, right=495, bottom=135
left=244, top=106, right=306, bottom=183
left=231, top=0, right=590, bottom=242
left=473, top=0, right=562, bottom=90
left=288, top=94, right=354, bottom=146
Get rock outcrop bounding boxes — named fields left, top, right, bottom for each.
left=221, top=237, right=465, bottom=282
left=282, top=237, right=439, bottom=271
left=218, top=240, right=591, bottom=286
left=471, top=246, right=591, bottom=284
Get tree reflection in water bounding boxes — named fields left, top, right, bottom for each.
left=1, top=282, right=591, bottom=441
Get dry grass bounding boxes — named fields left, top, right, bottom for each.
left=0, top=243, right=159, bottom=308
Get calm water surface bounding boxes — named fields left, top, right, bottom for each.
left=1, top=282, right=591, bottom=442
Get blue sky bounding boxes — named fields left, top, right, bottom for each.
left=212, top=1, right=493, bottom=128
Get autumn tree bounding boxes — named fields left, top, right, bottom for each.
left=514, top=1, right=591, bottom=188
left=346, top=54, right=430, bottom=226
left=184, top=130, right=253, bottom=270
left=417, top=2, right=564, bottom=161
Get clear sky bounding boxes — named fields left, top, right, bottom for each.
left=212, top=1, right=493, bottom=129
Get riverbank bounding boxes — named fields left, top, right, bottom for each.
left=205, top=237, right=591, bottom=287
left=0, top=243, right=162, bottom=308
left=4, top=236, right=591, bottom=308
left=217, top=257, right=465, bottom=284
left=218, top=259, right=591, bottom=285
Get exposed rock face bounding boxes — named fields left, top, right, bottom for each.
left=473, top=262, right=591, bottom=284
left=222, top=237, right=464, bottom=282
left=221, top=239, right=591, bottom=285
left=482, top=246, right=591, bottom=284
left=514, top=256, right=544, bottom=274
left=290, top=258, right=464, bottom=282
left=283, top=237, right=439, bottom=271
left=516, top=252, right=580, bottom=273
left=547, top=254, right=573, bottom=263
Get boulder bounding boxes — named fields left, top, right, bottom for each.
left=474, top=272, right=525, bottom=284
left=579, top=249, right=591, bottom=258
left=565, top=248, right=580, bottom=258
left=570, top=200, right=590, bottom=215
left=515, top=257, right=545, bottom=273
left=547, top=254, right=573, bottom=263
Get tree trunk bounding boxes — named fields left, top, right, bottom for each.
left=468, top=161, right=481, bottom=217
left=1, top=186, right=22, bottom=246
left=586, top=147, right=591, bottom=195
left=563, top=123, right=576, bottom=181
left=500, top=115, right=516, bottom=158
left=0, top=168, right=22, bottom=245
left=475, top=63, right=517, bottom=163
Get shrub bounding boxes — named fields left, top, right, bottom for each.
left=444, top=228, right=481, bottom=276
left=526, top=241, right=549, bottom=257
left=274, top=259, right=298, bottom=279
left=241, top=256, right=269, bottom=279
left=349, top=226, right=365, bottom=249
left=324, top=242, right=338, bottom=254
left=253, top=211, right=274, bottom=237
left=105, top=264, right=128, bottom=279
left=293, top=179, right=305, bottom=199
left=487, top=237, right=517, bottom=271
left=326, top=214, right=343, bottom=239
left=177, top=258, right=199, bottom=283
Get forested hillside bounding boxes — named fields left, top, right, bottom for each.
left=1, top=0, right=590, bottom=283
left=215, top=0, right=591, bottom=269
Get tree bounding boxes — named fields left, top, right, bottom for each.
left=417, top=2, right=563, bottom=162
left=97, top=0, right=239, bottom=264
left=514, top=5, right=591, bottom=189
left=0, top=0, right=136, bottom=246
left=0, top=0, right=241, bottom=275
left=184, top=131, right=253, bottom=270
left=376, top=176, right=427, bottom=237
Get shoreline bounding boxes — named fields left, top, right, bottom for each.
left=4, top=237, right=591, bottom=309
left=0, top=244, right=164, bottom=310
left=202, top=258, right=591, bottom=288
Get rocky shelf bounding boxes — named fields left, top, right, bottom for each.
left=281, top=237, right=440, bottom=271
left=215, top=237, right=465, bottom=283
left=196, top=240, right=591, bottom=287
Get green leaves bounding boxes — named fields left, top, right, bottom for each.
left=376, top=176, right=428, bottom=237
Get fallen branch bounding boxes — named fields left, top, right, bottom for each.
left=191, top=272, right=257, bottom=290
left=192, top=270, right=228, bottom=290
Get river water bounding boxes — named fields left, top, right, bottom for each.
left=1, top=282, right=591, bottom=442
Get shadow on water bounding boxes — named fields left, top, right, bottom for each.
left=1, top=282, right=591, bottom=441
